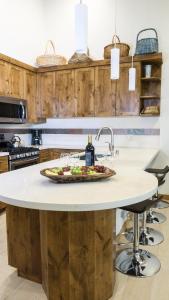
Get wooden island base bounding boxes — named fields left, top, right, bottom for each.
left=6, top=205, right=116, bottom=300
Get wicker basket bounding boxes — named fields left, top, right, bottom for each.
left=135, top=28, right=159, bottom=55
left=36, top=40, right=67, bottom=67
left=104, top=35, right=130, bottom=59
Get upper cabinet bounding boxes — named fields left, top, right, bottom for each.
left=37, top=72, right=55, bottom=118
left=75, top=67, right=95, bottom=117
left=55, top=70, right=75, bottom=117
left=95, top=65, right=116, bottom=116
left=24, top=70, right=37, bottom=123
left=0, top=53, right=163, bottom=122
left=0, top=61, right=9, bottom=96
left=9, top=65, right=24, bottom=99
left=116, top=62, right=141, bottom=116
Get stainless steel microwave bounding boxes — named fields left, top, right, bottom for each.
left=0, top=97, right=27, bottom=124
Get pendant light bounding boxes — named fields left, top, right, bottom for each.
left=111, top=0, right=120, bottom=80
left=75, top=0, right=88, bottom=54
left=129, top=55, right=136, bottom=91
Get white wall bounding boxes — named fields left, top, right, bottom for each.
left=0, top=0, right=45, bottom=65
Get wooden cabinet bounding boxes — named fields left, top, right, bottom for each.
left=0, top=156, right=8, bottom=211
left=0, top=61, right=9, bottom=96
left=38, top=149, right=51, bottom=163
left=37, top=72, right=55, bottom=118
left=75, top=67, right=95, bottom=117
left=55, top=70, right=75, bottom=117
left=95, top=66, right=116, bottom=116
left=116, top=62, right=141, bottom=116
left=9, top=65, right=24, bottom=98
left=24, top=71, right=37, bottom=123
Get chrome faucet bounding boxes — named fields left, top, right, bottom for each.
left=95, top=127, right=114, bottom=156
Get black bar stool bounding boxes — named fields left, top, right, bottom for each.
left=116, top=200, right=161, bottom=277
left=125, top=209, right=164, bottom=246
left=145, top=166, right=169, bottom=224
left=146, top=166, right=169, bottom=209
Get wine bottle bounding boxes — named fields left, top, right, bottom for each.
left=85, top=135, right=95, bottom=166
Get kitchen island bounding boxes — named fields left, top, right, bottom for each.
left=0, top=148, right=158, bottom=300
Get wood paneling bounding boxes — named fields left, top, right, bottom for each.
left=75, top=67, right=95, bottom=117
left=116, top=62, right=141, bottom=116
left=40, top=209, right=115, bottom=300
left=6, top=206, right=42, bottom=283
left=0, top=156, right=8, bottom=211
left=8, top=65, right=24, bottom=98
left=95, top=66, right=116, bottom=116
left=55, top=70, right=76, bottom=117
left=37, top=72, right=55, bottom=118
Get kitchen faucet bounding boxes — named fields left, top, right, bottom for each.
left=95, top=127, right=114, bottom=156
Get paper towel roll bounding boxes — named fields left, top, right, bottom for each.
left=75, top=3, right=88, bottom=54
left=111, top=48, right=120, bottom=80
left=129, top=67, right=136, bottom=91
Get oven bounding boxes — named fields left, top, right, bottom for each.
left=9, top=155, right=39, bottom=171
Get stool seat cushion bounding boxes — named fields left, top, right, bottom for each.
left=120, top=199, right=155, bottom=214
left=146, top=166, right=169, bottom=175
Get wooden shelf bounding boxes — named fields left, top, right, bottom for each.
left=140, top=113, right=160, bottom=117
left=141, top=77, right=161, bottom=81
left=140, top=96, right=160, bottom=100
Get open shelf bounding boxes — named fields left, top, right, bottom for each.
left=140, top=113, right=160, bottom=117
left=140, top=96, right=160, bottom=100
left=141, top=77, right=161, bottom=81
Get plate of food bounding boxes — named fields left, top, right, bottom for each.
left=40, top=165, right=116, bottom=183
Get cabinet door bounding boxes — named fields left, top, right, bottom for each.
left=55, top=70, right=75, bottom=117
left=9, top=65, right=24, bottom=98
left=95, top=66, right=116, bottom=116
left=75, top=67, right=95, bottom=117
left=24, top=71, right=37, bottom=123
left=0, top=61, right=9, bottom=96
left=116, top=62, right=141, bottom=116
left=37, top=72, right=55, bottom=118
left=39, top=149, right=50, bottom=163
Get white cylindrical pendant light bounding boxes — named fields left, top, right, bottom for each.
left=129, top=67, right=136, bottom=91
left=75, top=1, right=88, bottom=54
left=129, top=56, right=136, bottom=91
left=111, top=48, right=120, bottom=80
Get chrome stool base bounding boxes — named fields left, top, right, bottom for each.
left=146, top=211, right=166, bottom=224
left=124, top=227, right=164, bottom=246
left=115, top=248, right=161, bottom=277
left=153, top=200, right=169, bottom=209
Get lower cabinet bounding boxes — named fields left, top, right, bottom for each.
left=38, top=149, right=82, bottom=164
left=0, top=156, right=9, bottom=211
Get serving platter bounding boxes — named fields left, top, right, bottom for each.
left=40, top=165, right=116, bottom=183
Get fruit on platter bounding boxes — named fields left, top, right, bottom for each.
left=45, top=165, right=107, bottom=176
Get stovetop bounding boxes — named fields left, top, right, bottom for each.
left=0, top=146, right=40, bottom=160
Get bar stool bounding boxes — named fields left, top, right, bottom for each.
left=125, top=209, right=164, bottom=246
left=116, top=200, right=161, bottom=277
left=146, top=166, right=169, bottom=209
left=145, top=166, right=169, bottom=224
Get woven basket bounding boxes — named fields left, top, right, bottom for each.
left=36, top=40, right=67, bottom=67
left=104, top=35, right=130, bottom=59
left=135, top=28, right=159, bottom=55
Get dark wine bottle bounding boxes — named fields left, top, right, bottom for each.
left=85, top=135, right=95, bottom=166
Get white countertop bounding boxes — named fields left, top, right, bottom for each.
left=0, top=148, right=159, bottom=212
left=0, top=152, right=9, bottom=157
